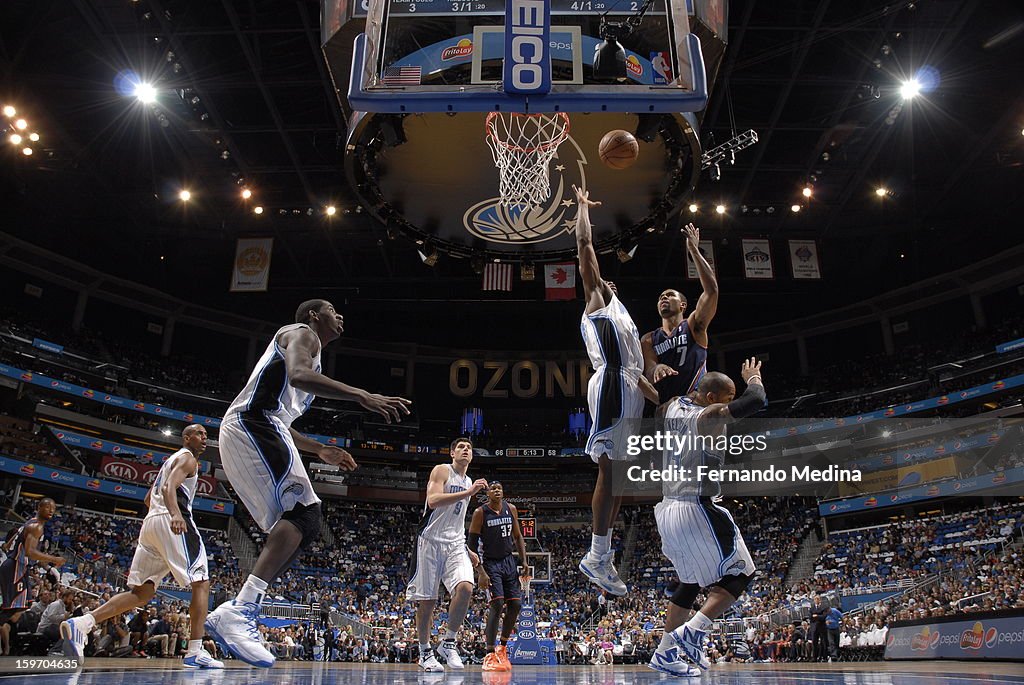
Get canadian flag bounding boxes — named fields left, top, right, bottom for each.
left=544, top=263, right=576, bottom=300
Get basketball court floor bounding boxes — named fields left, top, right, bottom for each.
left=3, top=661, right=1023, bottom=685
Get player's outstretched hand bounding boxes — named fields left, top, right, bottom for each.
left=471, top=478, right=489, bottom=495
left=318, top=445, right=358, bottom=471
left=170, top=514, right=187, bottom=535
left=653, top=363, right=679, bottom=382
left=572, top=184, right=601, bottom=207
left=683, top=223, right=700, bottom=251
left=359, top=393, right=412, bottom=424
left=741, top=357, right=763, bottom=384
left=53, top=556, right=66, bottom=568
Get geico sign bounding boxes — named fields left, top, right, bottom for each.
left=506, top=0, right=549, bottom=94
left=449, top=360, right=592, bottom=399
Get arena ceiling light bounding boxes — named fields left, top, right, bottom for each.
left=899, top=78, right=921, bottom=100
left=9, top=133, right=22, bottom=145
left=715, top=204, right=726, bottom=215
left=688, top=203, right=698, bottom=214
left=134, top=82, right=158, bottom=104
left=178, top=189, right=191, bottom=202
left=802, top=186, right=813, bottom=198
left=791, top=204, right=801, bottom=213
left=28, top=132, right=39, bottom=142
left=254, top=206, right=264, bottom=215
left=875, top=186, right=889, bottom=197
left=14, top=118, right=27, bottom=131
left=241, top=188, right=252, bottom=199
left=326, top=205, right=337, bottom=216
left=21, top=147, right=32, bottom=156
left=2, top=105, right=14, bottom=118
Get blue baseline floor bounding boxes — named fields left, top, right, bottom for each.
left=2, top=661, right=1024, bottom=685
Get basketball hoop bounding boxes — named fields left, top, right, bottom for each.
left=485, top=111, right=571, bottom=207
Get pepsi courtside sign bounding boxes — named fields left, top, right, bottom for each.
left=505, top=0, right=551, bottom=95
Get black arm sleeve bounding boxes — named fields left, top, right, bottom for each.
left=467, top=533, right=481, bottom=556
left=726, top=382, right=766, bottom=418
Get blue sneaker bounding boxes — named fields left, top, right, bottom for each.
left=671, top=625, right=710, bottom=670
left=579, top=552, right=628, bottom=596
left=183, top=648, right=224, bottom=669
left=205, top=600, right=275, bottom=668
left=649, top=646, right=702, bottom=677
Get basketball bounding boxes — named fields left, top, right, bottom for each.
left=598, top=129, right=639, bottom=169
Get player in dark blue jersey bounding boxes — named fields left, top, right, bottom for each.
left=641, top=223, right=719, bottom=406
left=467, top=482, right=530, bottom=672
left=0, top=498, right=64, bottom=654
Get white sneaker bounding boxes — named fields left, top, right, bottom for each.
left=579, top=552, right=628, bottom=596
left=649, top=647, right=702, bottom=677
left=205, top=600, right=275, bottom=668
left=60, top=616, right=89, bottom=661
left=670, top=625, right=710, bottom=670
left=418, top=653, right=445, bottom=672
left=183, top=648, right=225, bottom=669
left=438, top=640, right=464, bottom=669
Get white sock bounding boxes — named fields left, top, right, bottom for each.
left=236, top=574, right=269, bottom=605
left=444, top=631, right=457, bottom=643
left=683, top=611, right=714, bottom=633
left=658, top=631, right=675, bottom=651
left=78, top=612, right=97, bottom=632
left=187, top=639, right=202, bottom=656
left=590, top=533, right=611, bottom=557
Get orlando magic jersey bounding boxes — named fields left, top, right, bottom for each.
left=650, top=319, right=708, bottom=404
left=663, top=397, right=722, bottom=499
left=418, top=465, right=472, bottom=545
left=580, top=294, right=643, bottom=377
left=479, top=502, right=516, bottom=560
left=147, top=448, right=198, bottom=520
left=226, top=324, right=321, bottom=427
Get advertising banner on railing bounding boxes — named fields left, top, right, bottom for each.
left=0, top=454, right=232, bottom=515
left=820, top=467, right=1024, bottom=517
left=850, top=431, right=1005, bottom=473
left=51, top=428, right=212, bottom=474
left=885, top=612, right=1024, bottom=660
left=99, top=456, right=218, bottom=496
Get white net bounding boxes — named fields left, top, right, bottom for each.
left=485, top=112, right=571, bottom=207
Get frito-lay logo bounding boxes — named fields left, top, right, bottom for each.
left=625, top=55, right=643, bottom=77
left=911, top=627, right=939, bottom=651
left=960, top=622, right=985, bottom=650
left=441, top=39, right=473, bottom=61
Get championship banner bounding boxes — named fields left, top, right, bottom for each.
left=100, top=456, right=218, bottom=496
left=741, top=238, right=773, bottom=279
left=685, top=240, right=717, bottom=280
left=788, top=239, right=822, bottom=280
left=885, top=611, right=1024, bottom=660
left=230, top=238, right=273, bottom=292
left=0, top=454, right=232, bottom=515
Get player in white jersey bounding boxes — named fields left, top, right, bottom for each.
left=572, top=185, right=658, bottom=597
left=648, top=359, right=765, bottom=677
left=408, top=437, right=488, bottom=672
left=60, top=425, right=222, bottom=669
left=208, top=299, right=411, bottom=668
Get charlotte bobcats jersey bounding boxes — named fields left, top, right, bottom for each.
left=417, top=465, right=472, bottom=545
left=663, top=397, right=722, bottom=499
left=1, top=517, right=41, bottom=570
left=580, top=294, right=643, bottom=377
left=226, top=324, right=321, bottom=427
left=479, top=502, right=516, bottom=560
left=650, top=319, right=708, bottom=404
left=147, top=448, right=198, bottom=520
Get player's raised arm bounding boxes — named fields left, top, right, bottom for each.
left=684, top=224, right=719, bottom=339
left=280, top=326, right=411, bottom=423
left=698, top=358, right=765, bottom=426
left=573, top=185, right=612, bottom=312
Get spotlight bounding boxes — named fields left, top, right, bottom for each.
left=688, top=203, right=698, bottom=213
left=14, top=119, right=27, bottom=130
left=899, top=78, right=921, bottom=100
left=178, top=189, right=191, bottom=201
left=134, top=82, right=157, bottom=103
left=326, top=205, right=337, bottom=216
left=471, top=256, right=485, bottom=275
left=616, top=243, right=638, bottom=263
left=22, top=147, right=33, bottom=156
left=791, top=204, right=801, bottom=213
left=2, top=105, right=14, bottom=117
left=710, top=163, right=721, bottom=181
left=418, top=246, right=439, bottom=267
left=28, top=132, right=39, bottom=142
left=802, top=186, right=813, bottom=198
left=254, top=206, right=264, bottom=215
left=161, top=428, right=173, bottom=436
left=875, top=187, right=888, bottom=197
left=593, top=21, right=627, bottom=82
left=715, top=204, right=726, bottom=215
left=9, top=134, right=22, bottom=145
left=241, top=188, right=252, bottom=199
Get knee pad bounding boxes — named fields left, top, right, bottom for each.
left=670, top=582, right=700, bottom=609
left=713, top=572, right=754, bottom=599
left=281, top=502, right=322, bottom=549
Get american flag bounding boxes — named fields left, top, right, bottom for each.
left=483, top=263, right=513, bottom=291
left=381, top=65, right=421, bottom=86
